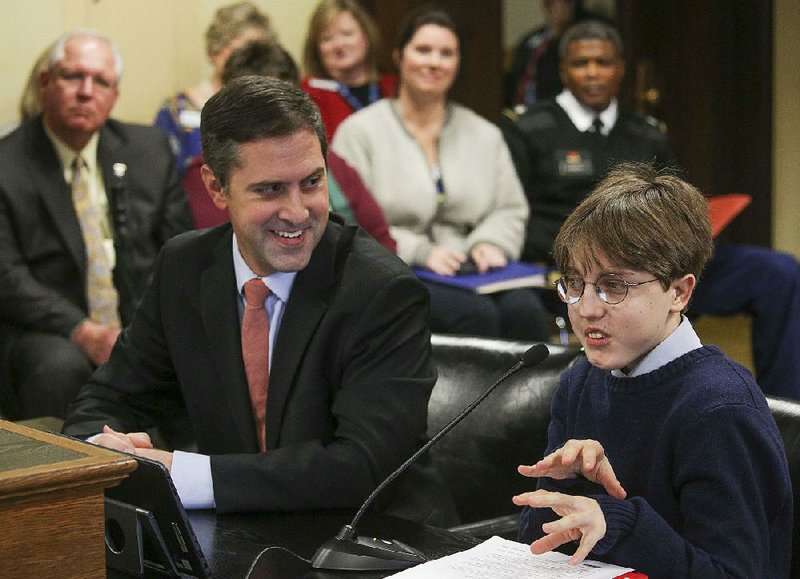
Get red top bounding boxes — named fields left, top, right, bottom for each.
left=327, top=151, right=396, bottom=253
left=182, top=155, right=228, bottom=229
left=301, top=74, right=398, bottom=142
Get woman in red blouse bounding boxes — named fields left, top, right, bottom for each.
left=301, top=0, right=397, bottom=141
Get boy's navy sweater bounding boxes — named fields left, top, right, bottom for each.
left=519, top=346, right=792, bottom=578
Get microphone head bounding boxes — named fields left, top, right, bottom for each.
left=521, top=343, right=549, bottom=367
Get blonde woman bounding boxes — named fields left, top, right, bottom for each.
left=301, top=0, right=396, bottom=140
left=154, top=1, right=274, bottom=173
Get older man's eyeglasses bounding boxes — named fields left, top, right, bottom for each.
left=555, top=273, right=659, bottom=305
left=55, top=68, right=117, bottom=91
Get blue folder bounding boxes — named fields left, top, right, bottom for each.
left=413, top=262, right=550, bottom=295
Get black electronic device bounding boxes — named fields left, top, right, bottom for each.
left=311, top=343, right=551, bottom=571
left=104, top=453, right=211, bottom=577
left=455, top=258, right=479, bottom=276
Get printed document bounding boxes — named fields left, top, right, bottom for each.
left=391, top=536, right=634, bottom=579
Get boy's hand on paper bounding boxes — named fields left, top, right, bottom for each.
left=512, top=489, right=606, bottom=566
left=470, top=242, right=507, bottom=273
left=518, top=439, right=627, bottom=499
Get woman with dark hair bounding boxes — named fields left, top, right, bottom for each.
left=333, top=7, right=550, bottom=341
left=301, top=0, right=396, bottom=140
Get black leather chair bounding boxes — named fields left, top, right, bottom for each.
left=767, top=396, right=800, bottom=576
left=426, top=335, right=582, bottom=537
left=428, top=334, right=800, bottom=574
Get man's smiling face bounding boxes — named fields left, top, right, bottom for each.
left=202, top=129, right=329, bottom=276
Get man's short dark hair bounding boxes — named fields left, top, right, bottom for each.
left=558, top=20, right=624, bottom=60
left=201, top=76, right=326, bottom=189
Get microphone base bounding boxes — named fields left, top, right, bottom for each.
left=310, top=526, right=426, bottom=571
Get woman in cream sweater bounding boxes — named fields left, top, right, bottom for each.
left=333, top=7, right=549, bottom=340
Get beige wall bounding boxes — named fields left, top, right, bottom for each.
left=0, top=0, right=317, bottom=127
left=773, top=0, right=800, bottom=257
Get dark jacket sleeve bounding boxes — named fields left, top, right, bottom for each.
left=0, top=124, right=88, bottom=336
left=0, top=181, right=87, bottom=336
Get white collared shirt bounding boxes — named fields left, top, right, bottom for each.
left=232, top=233, right=296, bottom=367
left=169, top=233, right=298, bottom=509
left=611, top=316, right=703, bottom=378
left=556, top=89, right=619, bottom=136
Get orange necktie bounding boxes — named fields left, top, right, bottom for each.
left=242, top=278, right=270, bottom=451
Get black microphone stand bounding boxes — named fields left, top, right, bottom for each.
left=311, top=343, right=550, bottom=571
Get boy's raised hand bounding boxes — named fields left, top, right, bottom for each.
left=518, top=438, right=627, bottom=499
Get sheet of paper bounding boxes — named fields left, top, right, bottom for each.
left=391, top=536, right=634, bottom=579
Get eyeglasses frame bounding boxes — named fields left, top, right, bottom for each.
left=555, top=273, right=660, bottom=305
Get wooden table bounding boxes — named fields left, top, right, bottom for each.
left=0, top=420, right=136, bottom=578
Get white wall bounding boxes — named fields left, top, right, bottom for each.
left=0, top=0, right=317, bottom=126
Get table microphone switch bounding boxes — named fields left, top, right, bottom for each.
left=310, top=525, right=426, bottom=571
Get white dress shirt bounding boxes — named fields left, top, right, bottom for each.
left=136, top=233, right=295, bottom=509
left=555, top=89, right=619, bottom=136
left=611, top=316, right=703, bottom=378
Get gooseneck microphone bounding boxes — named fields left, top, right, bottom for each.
left=311, top=343, right=550, bottom=571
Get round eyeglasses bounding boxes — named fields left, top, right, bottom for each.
left=555, top=273, right=660, bottom=305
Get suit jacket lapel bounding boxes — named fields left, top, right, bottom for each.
left=97, top=124, right=129, bottom=240
left=200, top=228, right=259, bottom=450
left=266, top=223, right=342, bottom=447
left=28, top=119, right=85, bottom=271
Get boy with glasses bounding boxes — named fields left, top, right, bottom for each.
left=513, top=162, right=791, bottom=577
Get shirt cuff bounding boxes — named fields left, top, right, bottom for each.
left=171, top=450, right=216, bottom=510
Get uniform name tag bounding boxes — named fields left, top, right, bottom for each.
left=556, top=149, right=593, bottom=177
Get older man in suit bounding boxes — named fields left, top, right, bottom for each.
left=0, top=31, right=192, bottom=419
left=62, top=77, right=453, bottom=524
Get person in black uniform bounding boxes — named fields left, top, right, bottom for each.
left=504, top=21, right=673, bottom=263
left=503, top=20, right=800, bottom=400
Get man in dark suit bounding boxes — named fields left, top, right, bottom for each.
left=62, top=77, right=452, bottom=524
left=0, top=31, right=192, bottom=419
left=503, top=19, right=800, bottom=400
